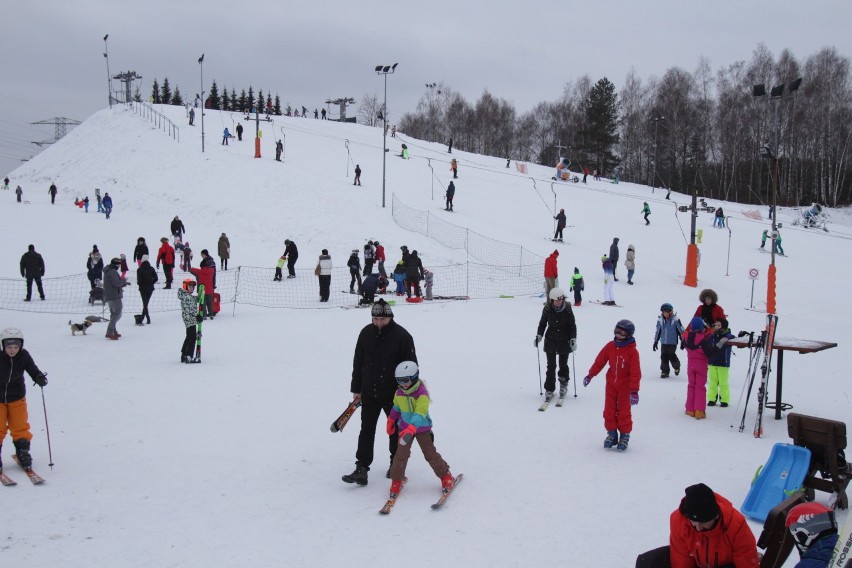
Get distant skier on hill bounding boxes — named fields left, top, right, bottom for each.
left=553, top=208, right=566, bottom=242
left=222, top=128, right=231, bottom=145
left=445, top=181, right=455, bottom=211
left=235, top=123, right=243, bottom=141
left=171, top=216, right=186, bottom=241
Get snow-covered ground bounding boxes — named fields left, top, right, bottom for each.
left=1, top=105, right=849, bottom=567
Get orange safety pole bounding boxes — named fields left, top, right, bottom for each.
left=684, top=243, right=698, bottom=287
left=766, top=263, right=776, bottom=314
left=254, top=137, right=261, bottom=158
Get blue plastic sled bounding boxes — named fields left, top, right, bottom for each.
left=742, top=443, right=811, bottom=522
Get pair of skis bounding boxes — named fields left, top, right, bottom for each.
left=0, top=455, right=46, bottom=486
left=189, top=284, right=205, bottom=363
left=753, top=314, right=779, bottom=438
left=379, top=474, right=464, bottom=514
left=538, top=392, right=567, bottom=411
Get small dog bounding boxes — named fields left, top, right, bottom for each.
left=69, top=320, right=93, bottom=336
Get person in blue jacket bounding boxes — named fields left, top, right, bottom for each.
left=653, top=303, right=685, bottom=378
left=706, top=317, right=735, bottom=407
left=222, top=127, right=231, bottom=145
left=786, top=502, right=839, bottom=568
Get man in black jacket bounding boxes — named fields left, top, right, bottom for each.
left=136, top=256, right=158, bottom=324
left=343, top=300, right=417, bottom=486
left=609, top=237, right=620, bottom=281
left=404, top=250, right=425, bottom=298
left=19, top=245, right=45, bottom=301
left=284, top=239, right=298, bottom=278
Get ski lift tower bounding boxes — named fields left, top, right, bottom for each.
left=325, top=97, right=356, bottom=122
left=113, top=70, right=143, bottom=103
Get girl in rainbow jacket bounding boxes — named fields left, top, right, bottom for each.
left=386, top=361, right=454, bottom=495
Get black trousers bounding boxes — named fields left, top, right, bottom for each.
left=573, top=288, right=582, bottom=305
left=363, top=260, right=374, bottom=276
left=25, top=276, right=45, bottom=300
left=318, top=275, right=331, bottom=301
left=287, top=257, right=297, bottom=277
left=140, top=289, right=153, bottom=323
left=181, top=325, right=197, bottom=358
left=554, top=227, right=564, bottom=239
left=355, top=394, right=396, bottom=468
left=350, top=271, right=362, bottom=292
left=544, top=350, right=570, bottom=392
left=163, top=264, right=174, bottom=286
left=660, top=344, right=681, bottom=374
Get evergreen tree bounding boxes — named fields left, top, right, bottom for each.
left=151, top=79, right=161, bottom=104
left=581, top=77, right=620, bottom=175
left=171, top=87, right=184, bottom=106
left=266, top=94, right=273, bottom=115
left=273, top=94, right=282, bottom=116
left=208, top=81, right=221, bottom=109
left=160, top=78, right=172, bottom=105
left=230, top=89, right=238, bottom=112
left=222, top=89, right=230, bottom=111
left=238, top=89, right=247, bottom=113
left=133, top=87, right=142, bottom=103
left=247, top=87, right=255, bottom=112
left=257, top=90, right=265, bottom=113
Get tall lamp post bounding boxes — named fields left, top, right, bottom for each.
left=198, top=54, right=205, bottom=153
left=651, top=115, right=665, bottom=194
left=375, top=63, right=398, bottom=208
left=103, top=34, right=111, bottom=108
left=752, top=78, right=802, bottom=315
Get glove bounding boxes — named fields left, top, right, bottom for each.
left=386, top=417, right=396, bottom=436
left=569, top=338, right=577, bottom=352
left=679, top=341, right=685, bottom=350
left=156, top=263, right=160, bottom=269
left=534, top=335, right=542, bottom=347
left=653, top=342, right=658, bottom=352
left=582, top=376, right=592, bottom=387
left=196, top=315, right=204, bottom=323
left=399, top=424, right=416, bottom=446
left=630, top=392, right=639, bottom=406
left=33, top=373, right=48, bottom=387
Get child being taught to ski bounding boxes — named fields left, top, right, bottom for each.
left=705, top=318, right=734, bottom=408
left=535, top=287, right=577, bottom=402
left=177, top=279, right=202, bottom=363
left=582, top=320, right=641, bottom=451
left=682, top=317, right=712, bottom=419
left=569, top=267, right=584, bottom=306
left=384, top=361, right=456, bottom=508
left=653, top=303, right=685, bottom=378
left=0, top=327, right=48, bottom=475
left=642, top=202, right=651, bottom=225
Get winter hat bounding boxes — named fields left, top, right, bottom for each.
left=110, top=257, right=121, bottom=267
left=690, top=317, right=706, bottom=331
left=371, top=299, right=394, bottom=318
left=321, top=249, right=328, bottom=255
left=717, top=318, right=729, bottom=330
left=351, top=249, right=358, bottom=255
left=161, top=237, right=169, bottom=243
left=28, top=244, right=34, bottom=251
left=574, top=267, right=579, bottom=273
left=93, top=245, right=99, bottom=252
left=201, top=249, right=209, bottom=256
left=141, top=255, right=149, bottom=263
left=680, top=483, right=720, bottom=523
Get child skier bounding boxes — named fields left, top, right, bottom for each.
left=706, top=318, right=734, bottom=407
left=177, top=279, right=201, bottom=363
left=569, top=267, right=584, bottom=306
left=386, top=361, right=455, bottom=496
left=0, top=327, right=48, bottom=472
left=682, top=317, right=712, bottom=419
left=642, top=202, right=651, bottom=225
left=653, top=303, right=685, bottom=378
left=582, top=320, right=641, bottom=451
left=274, top=253, right=286, bottom=281
left=535, top=287, right=577, bottom=400
left=760, top=229, right=768, bottom=249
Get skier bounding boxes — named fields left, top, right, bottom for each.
left=635, top=483, right=759, bottom=568
left=450, top=158, right=458, bottom=179
left=48, top=182, right=57, bottom=204
left=569, top=267, right=584, bottom=306
left=20, top=244, right=46, bottom=301
left=275, top=139, right=283, bottom=161
left=0, top=327, right=48, bottom=472
left=445, top=181, right=455, bottom=211
left=706, top=318, right=734, bottom=408
left=785, top=502, right=839, bottom=567
left=178, top=279, right=202, bottom=363
left=386, top=361, right=455, bottom=496
left=171, top=216, right=186, bottom=241
left=217, top=233, right=230, bottom=271
left=102, top=192, right=113, bottom=219
left=222, top=127, right=231, bottom=145
left=553, top=208, right=566, bottom=241
left=15, top=185, right=22, bottom=203
left=653, top=303, right=684, bottom=378
left=582, top=319, right=641, bottom=451
left=343, top=299, right=417, bottom=486
left=188, top=108, right=195, bottom=126
left=235, top=123, right=243, bottom=141
left=682, top=317, right=712, bottom=419
left=760, top=229, right=769, bottom=249
left=609, top=237, right=620, bottom=281
left=447, top=137, right=453, bottom=153
left=156, top=237, right=176, bottom=289
left=714, top=207, right=725, bottom=228
left=136, top=255, right=158, bottom=325
left=353, top=164, right=361, bottom=186
left=534, top=287, right=577, bottom=400
left=399, top=144, right=410, bottom=159
left=363, top=242, right=375, bottom=276
left=133, top=237, right=149, bottom=267
left=692, top=288, right=726, bottom=329
left=103, top=257, right=128, bottom=339
left=543, top=250, right=559, bottom=302
left=774, top=230, right=785, bottom=255
left=625, top=244, right=636, bottom=285
left=601, top=254, right=615, bottom=305
left=642, top=202, right=651, bottom=225
left=284, top=239, right=298, bottom=278
left=87, top=245, right=104, bottom=290
left=391, top=125, right=396, bottom=137
left=347, top=249, right=362, bottom=293
left=315, top=249, right=332, bottom=302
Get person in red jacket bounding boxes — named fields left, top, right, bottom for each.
left=692, top=289, right=726, bottom=329
left=635, top=483, right=759, bottom=568
left=374, top=241, right=386, bottom=277
left=544, top=250, right=559, bottom=302
left=582, top=319, right=641, bottom=451
left=189, top=265, right=215, bottom=319
left=156, top=237, right=176, bottom=289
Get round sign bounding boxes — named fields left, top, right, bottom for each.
left=748, top=268, right=759, bottom=280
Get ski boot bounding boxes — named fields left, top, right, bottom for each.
left=603, top=430, right=618, bottom=449
left=558, top=380, right=568, bottom=398
left=342, top=462, right=369, bottom=486
left=616, top=433, right=630, bottom=452
left=660, top=372, right=669, bottom=378
left=674, top=367, right=681, bottom=376
left=13, top=439, right=32, bottom=469
left=544, top=391, right=554, bottom=402
left=440, top=472, right=455, bottom=490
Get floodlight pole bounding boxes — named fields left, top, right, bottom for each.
left=651, top=116, right=665, bottom=194
left=376, top=63, right=398, bottom=208
left=103, top=34, right=112, bottom=108
left=198, top=54, right=205, bottom=153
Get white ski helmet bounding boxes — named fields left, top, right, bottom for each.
left=394, top=361, right=419, bottom=384
left=549, top=287, right=566, bottom=301
left=1, top=327, right=24, bottom=348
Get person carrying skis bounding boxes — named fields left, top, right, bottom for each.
left=543, top=250, right=559, bottom=302
left=535, top=287, right=577, bottom=400
left=705, top=318, right=734, bottom=408
left=343, top=299, right=418, bottom=486
left=553, top=208, right=566, bottom=241
left=569, top=267, right=584, bottom=306
left=386, top=361, right=455, bottom=496
left=682, top=317, right=712, bottom=419
left=178, top=279, right=202, bottom=363
left=601, top=254, right=616, bottom=306
left=0, top=328, right=48, bottom=475
left=582, top=319, right=641, bottom=451
left=156, top=237, right=176, bottom=289
left=347, top=249, right=362, bottom=293
left=653, top=303, right=685, bottom=378
left=642, top=202, right=651, bottom=225
left=445, top=181, right=455, bottom=211
left=785, top=502, right=839, bottom=568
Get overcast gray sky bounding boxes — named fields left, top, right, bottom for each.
left=2, top=0, right=850, bottom=178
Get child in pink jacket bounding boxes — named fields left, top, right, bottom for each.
left=682, top=317, right=712, bottom=419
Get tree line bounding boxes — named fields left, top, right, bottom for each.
left=146, top=79, right=286, bottom=116
left=392, top=45, right=852, bottom=207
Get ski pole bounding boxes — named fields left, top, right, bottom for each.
left=39, top=382, right=54, bottom=469
left=536, top=345, right=543, bottom=396
left=571, top=352, right=577, bottom=397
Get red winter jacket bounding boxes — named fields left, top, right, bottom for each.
left=157, top=243, right=175, bottom=266
left=692, top=304, right=726, bottom=328
left=669, top=492, right=759, bottom=568
left=375, top=245, right=385, bottom=262
left=189, top=266, right=215, bottom=292
left=586, top=339, right=641, bottom=393
left=544, top=252, right=559, bottom=278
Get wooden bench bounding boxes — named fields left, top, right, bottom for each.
left=787, top=412, right=850, bottom=510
